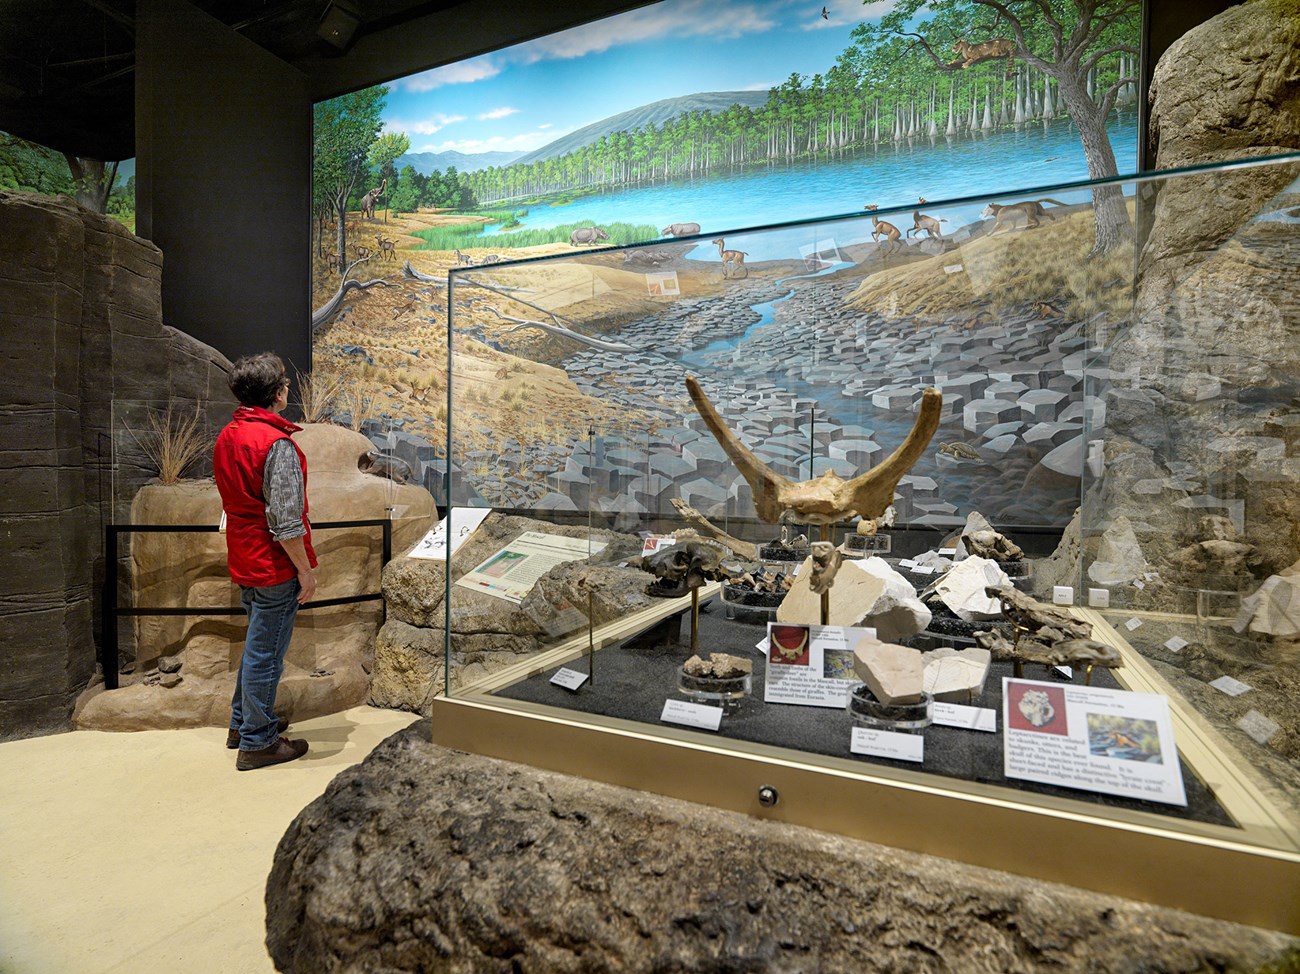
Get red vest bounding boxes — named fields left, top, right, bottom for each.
left=213, top=406, right=317, bottom=587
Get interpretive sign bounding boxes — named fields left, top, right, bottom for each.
left=660, top=699, right=723, bottom=731
left=1003, top=678, right=1187, bottom=807
left=850, top=727, right=924, bottom=763
left=455, top=531, right=604, bottom=603
left=409, top=507, right=491, bottom=560
left=764, top=622, right=876, bottom=708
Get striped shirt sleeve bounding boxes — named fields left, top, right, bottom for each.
left=263, top=439, right=307, bottom=542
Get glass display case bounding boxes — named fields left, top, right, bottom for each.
left=432, top=154, right=1300, bottom=930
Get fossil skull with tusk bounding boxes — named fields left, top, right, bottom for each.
left=685, top=375, right=943, bottom=526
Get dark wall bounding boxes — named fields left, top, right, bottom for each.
left=136, top=0, right=312, bottom=378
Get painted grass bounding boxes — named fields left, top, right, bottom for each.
left=411, top=218, right=660, bottom=252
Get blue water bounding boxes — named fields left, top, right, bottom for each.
left=485, top=115, right=1138, bottom=261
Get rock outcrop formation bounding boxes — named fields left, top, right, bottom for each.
left=0, top=191, right=232, bottom=739
left=74, top=424, right=434, bottom=731
left=371, top=515, right=646, bottom=712
left=265, top=720, right=1296, bottom=974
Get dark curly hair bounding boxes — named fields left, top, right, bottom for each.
left=228, top=352, right=289, bottom=408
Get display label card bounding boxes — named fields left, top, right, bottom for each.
left=660, top=698, right=723, bottom=731
left=932, top=702, right=997, bottom=733
left=851, top=727, right=925, bottom=762
left=1209, top=675, right=1252, bottom=697
left=455, top=532, right=605, bottom=604
left=1054, top=665, right=1074, bottom=680
left=640, top=535, right=676, bottom=557
left=409, top=507, right=491, bottom=561
left=1003, top=678, right=1187, bottom=807
left=1052, top=586, right=1074, bottom=605
left=764, top=623, right=875, bottom=708
left=1087, top=588, right=1110, bottom=608
left=898, top=559, right=917, bottom=569
left=943, top=263, right=964, bottom=275
left=1237, top=710, right=1280, bottom=745
left=549, top=667, right=589, bottom=691
left=1124, top=617, right=1144, bottom=631
left=1133, top=579, right=1146, bottom=590
left=645, top=270, right=680, bottom=296
left=1164, top=636, right=1189, bottom=653
left=912, top=565, right=936, bottom=575
left=218, top=511, right=227, bottom=535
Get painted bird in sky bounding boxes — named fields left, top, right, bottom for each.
left=821, top=6, right=829, bottom=18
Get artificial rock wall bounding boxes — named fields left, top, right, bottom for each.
left=0, top=191, right=232, bottom=739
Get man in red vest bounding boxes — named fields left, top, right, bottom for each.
left=213, top=352, right=318, bottom=770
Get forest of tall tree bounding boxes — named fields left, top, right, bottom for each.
left=459, top=0, right=1140, bottom=209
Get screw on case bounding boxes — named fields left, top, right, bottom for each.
left=757, top=785, right=779, bottom=807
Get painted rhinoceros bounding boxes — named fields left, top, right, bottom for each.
left=570, top=226, right=610, bottom=246
left=660, top=222, right=701, bottom=237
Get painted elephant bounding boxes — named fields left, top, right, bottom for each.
left=570, top=226, right=610, bottom=246
left=660, top=222, right=701, bottom=237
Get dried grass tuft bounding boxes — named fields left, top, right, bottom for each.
left=295, top=368, right=347, bottom=424
left=125, top=402, right=211, bottom=485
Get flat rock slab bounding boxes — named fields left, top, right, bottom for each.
left=266, top=721, right=1294, bottom=974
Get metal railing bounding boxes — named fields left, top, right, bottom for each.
left=100, top=519, right=391, bottom=690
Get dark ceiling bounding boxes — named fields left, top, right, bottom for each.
left=0, top=0, right=467, bottom=160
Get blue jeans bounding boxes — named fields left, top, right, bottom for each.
left=231, top=578, right=300, bottom=751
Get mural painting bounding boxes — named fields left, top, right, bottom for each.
left=308, top=0, right=1143, bottom=529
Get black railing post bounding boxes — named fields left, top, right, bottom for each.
left=101, top=525, right=119, bottom=690
left=381, top=518, right=392, bottom=625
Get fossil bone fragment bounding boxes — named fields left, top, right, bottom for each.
left=686, top=376, right=942, bottom=525
left=682, top=653, right=753, bottom=679
left=986, top=585, right=1092, bottom=644
left=642, top=540, right=748, bottom=598
left=963, top=528, right=1024, bottom=562
left=855, top=505, right=896, bottom=537
left=808, top=541, right=844, bottom=595
left=669, top=497, right=758, bottom=560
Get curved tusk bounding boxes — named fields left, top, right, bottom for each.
left=685, top=376, right=792, bottom=523
left=841, top=387, right=943, bottom=520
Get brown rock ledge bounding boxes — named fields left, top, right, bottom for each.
left=266, top=720, right=1295, bottom=973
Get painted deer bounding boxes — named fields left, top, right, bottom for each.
left=711, top=237, right=748, bottom=278
left=325, top=251, right=340, bottom=273
left=908, top=198, right=947, bottom=240
left=864, top=204, right=902, bottom=254
left=375, top=235, right=397, bottom=261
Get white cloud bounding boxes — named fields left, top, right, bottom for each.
left=431, top=131, right=557, bottom=154
left=401, top=57, right=500, bottom=92
left=478, top=106, right=520, bottom=120
left=386, top=113, right=466, bottom=136
left=517, top=0, right=777, bottom=62
left=538, top=122, right=554, bottom=130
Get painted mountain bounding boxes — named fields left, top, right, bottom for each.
left=512, top=90, right=772, bottom=166
left=395, top=149, right=524, bottom=174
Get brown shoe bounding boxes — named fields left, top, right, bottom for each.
left=226, top=716, right=290, bottom=749
left=236, top=736, right=308, bottom=771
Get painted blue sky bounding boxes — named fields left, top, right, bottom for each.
left=381, top=0, right=897, bottom=156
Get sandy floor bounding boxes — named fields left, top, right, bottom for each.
left=0, top=705, right=420, bottom=974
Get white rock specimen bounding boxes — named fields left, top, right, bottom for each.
left=778, top=556, right=930, bottom=639
left=1087, top=515, right=1149, bottom=585
left=1234, top=558, right=1300, bottom=637
left=921, top=647, right=992, bottom=703
left=912, top=550, right=953, bottom=572
left=922, top=556, right=1013, bottom=621
left=852, top=636, right=925, bottom=705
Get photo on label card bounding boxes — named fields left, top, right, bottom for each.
left=1006, top=682, right=1069, bottom=736
left=822, top=649, right=856, bottom=681
left=769, top=623, right=811, bottom=667
left=1086, top=713, right=1163, bottom=763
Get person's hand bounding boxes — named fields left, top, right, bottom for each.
left=297, top=568, right=318, bottom=604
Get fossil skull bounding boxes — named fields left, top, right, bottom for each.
left=685, top=376, right=942, bottom=525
